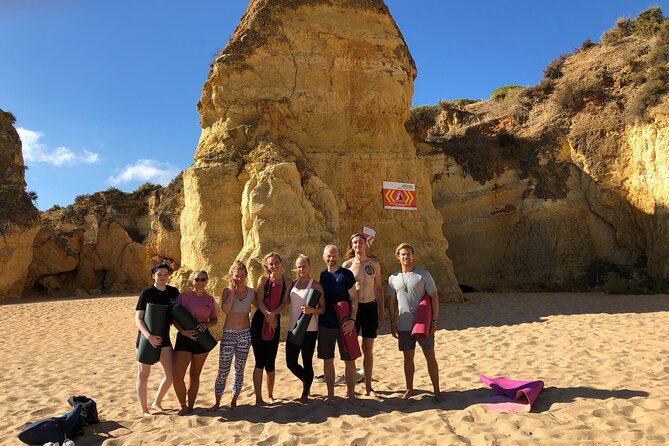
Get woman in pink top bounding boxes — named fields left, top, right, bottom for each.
left=173, top=270, right=218, bottom=415
left=285, top=254, right=324, bottom=404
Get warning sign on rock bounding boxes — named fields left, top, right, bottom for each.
left=382, top=181, right=416, bottom=211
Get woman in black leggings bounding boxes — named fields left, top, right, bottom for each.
left=285, top=254, right=325, bottom=403
left=251, top=252, right=292, bottom=405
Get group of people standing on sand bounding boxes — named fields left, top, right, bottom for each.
left=134, top=233, right=442, bottom=416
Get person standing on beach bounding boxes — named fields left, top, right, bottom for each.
left=285, top=254, right=325, bottom=404
left=387, top=243, right=442, bottom=402
left=211, top=260, right=254, bottom=411
left=135, top=262, right=180, bottom=416
left=251, top=252, right=292, bottom=405
left=342, top=233, right=384, bottom=397
left=318, top=244, right=361, bottom=404
left=172, top=270, right=218, bottom=415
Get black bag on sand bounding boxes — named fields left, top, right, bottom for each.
left=18, top=403, right=83, bottom=445
left=67, top=395, right=100, bottom=425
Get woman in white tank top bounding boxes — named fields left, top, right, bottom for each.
left=285, top=254, right=324, bottom=404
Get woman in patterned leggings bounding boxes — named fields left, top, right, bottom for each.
left=210, top=260, right=255, bottom=410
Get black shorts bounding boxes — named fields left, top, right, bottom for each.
left=317, top=326, right=352, bottom=361
left=174, top=332, right=209, bottom=355
left=355, top=301, right=378, bottom=339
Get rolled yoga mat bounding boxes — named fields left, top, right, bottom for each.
left=136, top=303, right=168, bottom=365
left=262, top=280, right=283, bottom=341
left=411, top=292, right=433, bottom=339
left=334, top=300, right=362, bottom=360
left=171, top=303, right=218, bottom=353
left=288, top=288, right=321, bottom=346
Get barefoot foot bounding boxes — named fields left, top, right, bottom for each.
left=402, top=389, right=414, bottom=400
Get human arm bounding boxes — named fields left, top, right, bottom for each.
left=374, top=260, right=385, bottom=328
left=387, top=278, right=399, bottom=338
left=302, top=282, right=325, bottom=315
left=429, top=290, right=439, bottom=335
left=135, top=310, right=162, bottom=347
left=198, top=296, right=218, bottom=331
left=342, top=282, right=358, bottom=336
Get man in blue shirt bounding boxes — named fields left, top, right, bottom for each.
left=318, top=244, right=361, bottom=404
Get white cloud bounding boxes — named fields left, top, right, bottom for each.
left=17, top=127, right=101, bottom=167
left=108, top=159, right=180, bottom=186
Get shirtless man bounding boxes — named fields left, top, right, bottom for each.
left=342, top=233, right=384, bottom=397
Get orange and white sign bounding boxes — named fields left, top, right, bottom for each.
left=382, top=181, right=416, bottom=211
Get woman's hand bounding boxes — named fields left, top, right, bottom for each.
left=266, top=313, right=278, bottom=330
left=182, top=329, right=198, bottom=341
left=197, top=322, right=209, bottom=332
left=301, top=305, right=315, bottom=315
left=147, top=334, right=162, bottom=348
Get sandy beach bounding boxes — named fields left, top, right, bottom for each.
left=1, top=292, right=668, bottom=445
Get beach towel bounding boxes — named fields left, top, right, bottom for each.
left=411, top=292, right=432, bottom=339
left=334, top=301, right=362, bottom=360
left=288, top=288, right=321, bottom=346
left=171, top=304, right=217, bottom=352
left=262, top=279, right=284, bottom=341
left=136, top=303, right=168, bottom=365
left=479, top=375, right=544, bottom=413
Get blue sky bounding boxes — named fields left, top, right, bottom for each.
left=1, top=1, right=665, bottom=210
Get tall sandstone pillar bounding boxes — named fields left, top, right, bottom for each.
left=179, top=0, right=462, bottom=300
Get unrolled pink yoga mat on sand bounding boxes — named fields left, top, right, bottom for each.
left=479, top=375, right=544, bottom=413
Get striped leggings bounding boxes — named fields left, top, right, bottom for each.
left=214, top=328, right=251, bottom=397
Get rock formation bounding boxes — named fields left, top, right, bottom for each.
left=0, top=110, right=40, bottom=298
left=24, top=179, right=184, bottom=297
left=178, top=0, right=462, bottom=300
left=410, top=8, right=669, bottom=291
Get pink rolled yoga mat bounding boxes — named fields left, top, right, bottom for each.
left=479, top=375, right=545, bottom=413
left=411, top=292, right=432, bottom=339
left=262, top=280, right=283, bottom=341
left=334, top=300, right=362, bottom=360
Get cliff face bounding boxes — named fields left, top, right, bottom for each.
left=180, top=0, right=462, bottom=300
left=0, top=110, right=40, bottom=298
left=25, top=179, right=184, bottom=297
left=412, top=15, right=669, bottom=291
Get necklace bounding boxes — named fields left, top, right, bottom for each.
left=401, top=271, right=411, bottom=293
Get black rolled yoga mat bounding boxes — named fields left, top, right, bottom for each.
left=171, top=303, right=217, bottom=352
left=136, top=303, right=168, bottom=365
left=288, top=288, right=321, bottom=346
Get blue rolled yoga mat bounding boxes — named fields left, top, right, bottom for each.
left=171, top=304, right=218, bottom=352
left=288, top=288, right=321, bottom=346
left=136, top=303, right=168, bottom=365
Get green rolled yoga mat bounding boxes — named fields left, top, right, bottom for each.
left=171, top=304, right=218, bottom=352
left=288, top=288, right=321, bottom=346
left=136, top=303, right=168, bottom=365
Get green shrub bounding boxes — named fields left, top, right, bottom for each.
left=579, top=38, right=597, bottom=51
left=554, top=81, right=607, bottom=113
left=26, top=191, right=38, bottom=203
left=544, top=54, right=568, bottom=80
left=438, top=98, right=480, bottom=109
left=633, top=6, right=664, bottom=37
left=519, top=79, right=555, bottom=102
left=409, top=105, right=440, bottom=123
left=601, top=17, right=633, bottom=45
left=490, top=85, right=525, bottom=101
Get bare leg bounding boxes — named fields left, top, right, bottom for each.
left=187, top=352, right=209, bottom=411
left=361, top=338, right=376, bottom=396
left=253, top=367, right=266, bottom=406
left=345, top=360, right=363, bottom=405
left=423, top=348, right=442, bottom=402
left=323, top=359, right=335, bottom=403
left=266, top=371, right=276, bottom=402
left=402, top=349, right=415, bottom=399
left=152, top=347, right=174, bottom=410
left=173, top=350, right=191, bottom=414
left=136, top=362, right=151, bottom=415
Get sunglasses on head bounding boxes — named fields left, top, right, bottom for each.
left=194, top=277, right=208, bottom=282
